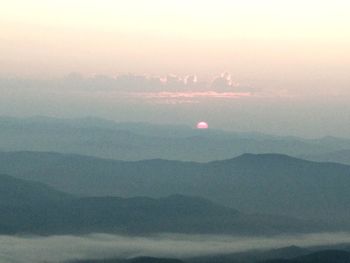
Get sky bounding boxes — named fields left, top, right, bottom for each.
left=1, top=1, right=350, bottom=137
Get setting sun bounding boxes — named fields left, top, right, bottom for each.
left=196, top=121, right=209, bottom=129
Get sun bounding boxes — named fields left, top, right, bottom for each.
left=196, top=121, right=209, bottom=129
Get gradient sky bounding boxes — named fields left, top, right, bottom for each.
left=2, top=1, right=350, bottom=77
left=1, top=1, right=350, bottom=137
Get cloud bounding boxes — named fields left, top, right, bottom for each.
left=0, top=73, right=257, bottom=107
left=1, top=232, right=350, bottom=263
left=131, top=91, right=251, bottom=104
left=184, top=75, right=198, bottom=85
left=0, top=72, right=254, bottom=94
left=60, top=73, right=254, bottom=104
left=210, top=72, right=236, bottom=91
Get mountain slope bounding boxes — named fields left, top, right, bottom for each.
left=1, top=151, right=350, bottom=222
left=0, top=174, right=318, bottom=235
left=0, top=173, right=71, bottom=206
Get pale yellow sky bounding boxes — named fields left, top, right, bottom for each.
left=1, top=0, right=350, bottom=79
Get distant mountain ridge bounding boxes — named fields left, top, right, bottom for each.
left=1, top=116, right=349, bottom=162
left=302, top=149, right=350, bottom=165
left=0, top=173, right=71, bottom=206
left=0, top=173, right=319, bottom=235
left=2, top=151, right=350, bottom=223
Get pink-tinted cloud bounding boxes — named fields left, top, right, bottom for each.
left=210, top=72, right=240, bottom=91
left=152, top=99, right=200, bottom=105
left=133, top=91, right=251, bottom=100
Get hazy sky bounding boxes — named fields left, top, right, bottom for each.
left=1, top=1, right=350, bottom=137
left=2, top=0, right=350, bottom=77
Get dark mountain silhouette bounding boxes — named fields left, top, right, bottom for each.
left=261, top=249, right=350, bottom=263
left=0, top=173, right=71, bottom=206
left=128, top=258, right=184, bottom=263
left=1, top=151, right=350, bottom=222
left=72, top=257, right=184, bottom=263
left=0, top=174, right=321, bottom=235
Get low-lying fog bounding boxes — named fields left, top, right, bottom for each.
left=1, top=232, right=350, bottom=263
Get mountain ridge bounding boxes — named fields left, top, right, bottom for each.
left=2, top=116, right=348, bottom=162
left=0, top=173, right=319, bottom=235
left=1, top=151, right=350, bottom=222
